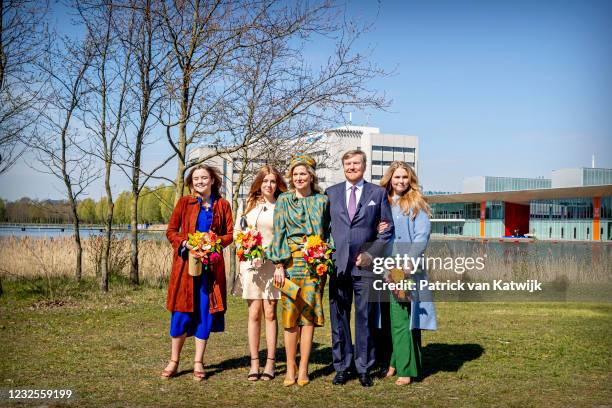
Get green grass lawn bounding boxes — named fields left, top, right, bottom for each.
left=0, top=279, right=611, bottom=407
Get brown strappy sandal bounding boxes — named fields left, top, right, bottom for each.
left=160, top=359, right=179, bottom=379
left=260, top=357, right=275, bottom=381
left=248, top=357, right=260, bottom=381
left=193, top=360, right=206, bottom=381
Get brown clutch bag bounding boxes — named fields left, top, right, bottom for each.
left=273, top=278, right=300, bottom=300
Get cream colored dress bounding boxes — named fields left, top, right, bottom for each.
left=235, top=201, right=280, bottom=300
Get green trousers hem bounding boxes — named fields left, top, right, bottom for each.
left=389, top=296, right=422, bottom=377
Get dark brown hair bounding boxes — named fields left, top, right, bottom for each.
left=244, top=165, right=287, bottom=215
left=185, top=164, right=223, bottom=198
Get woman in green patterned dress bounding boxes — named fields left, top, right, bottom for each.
left=269, top=155, right=330, bottom=387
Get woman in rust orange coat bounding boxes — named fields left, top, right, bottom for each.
left=161, top=164, right=233, bottom=381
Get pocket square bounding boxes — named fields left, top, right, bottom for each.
left=367, top=200, right=377, bottom=206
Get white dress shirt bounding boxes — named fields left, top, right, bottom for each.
left=345, top=179, right=365, bottom=210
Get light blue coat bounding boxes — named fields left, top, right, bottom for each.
left=391, top=203, right=438, bottom=331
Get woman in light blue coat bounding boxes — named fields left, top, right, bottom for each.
left=380, top=161, right=437, bottom=385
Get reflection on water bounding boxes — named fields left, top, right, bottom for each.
left=0, top=226, right=166, bottom=241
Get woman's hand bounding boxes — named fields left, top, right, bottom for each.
left=182, top=240, right=194, bottom=251
left=377, top=221, right=390, bottom=234
left=273, top=265, right=285, bottom=287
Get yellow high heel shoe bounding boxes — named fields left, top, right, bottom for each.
left=284, top=364, right=297, bottom=386
left=297, top=378, right=310, bottom=387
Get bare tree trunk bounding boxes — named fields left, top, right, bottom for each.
left=63, top=135, right=84, bottom=282
left=229, top=151, right=249, bottom=292
left=75, top=1, right=134, bottom=291
left=72, top=204, right=83, bottom=282
left=101, top=168, right=113, bottom=291
left=174, top=84, right=188, bottom=202
left=129, top=189, right=139, bottom=285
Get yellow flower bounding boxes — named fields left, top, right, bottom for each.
left=305, top=235, right=323, bottom=248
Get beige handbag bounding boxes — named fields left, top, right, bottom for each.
left=188, top=252, right=202, bottom=277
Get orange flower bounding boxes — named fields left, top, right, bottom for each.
left=316, top=264, right=327, bottom=276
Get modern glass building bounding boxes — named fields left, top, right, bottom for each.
left=463, top=176, right=551, bottom=193
left=428, top=171, right=612, bottom=241
left=552, top=167, right=612, bottom=188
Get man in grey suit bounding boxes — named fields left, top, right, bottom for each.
left=325, top=150, right=394, bottom=387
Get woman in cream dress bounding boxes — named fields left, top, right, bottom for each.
left=235, top=165, right=287, bottom=381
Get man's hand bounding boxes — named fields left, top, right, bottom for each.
left=377, top=221, right=391, bottom=234
left=356, top=252, right=373, bottom=267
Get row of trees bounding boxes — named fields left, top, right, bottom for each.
left=0, top=198, right=73, bottom=224
left=0, top=186, right=174, bottom=224
left=77, top=186, right=174, bottom=225
left=1, top=0, right=388, bottom=291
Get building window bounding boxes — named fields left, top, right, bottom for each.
left=549, top=227, right=552, bottom=238
left=561, top=227, right=564, bottom=238
left=587, top=227, right=590, bottom=239
left=573, top=227, right=576, bottom=239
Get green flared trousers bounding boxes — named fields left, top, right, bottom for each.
left=389, top=296, right=422, bottom=377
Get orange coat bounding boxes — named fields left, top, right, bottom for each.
left=165, top=195, right=233, bottom=314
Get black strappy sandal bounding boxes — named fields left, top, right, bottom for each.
left=248, top=357, right=260, bottom=381
left=260, top=357, right=275, bottom=381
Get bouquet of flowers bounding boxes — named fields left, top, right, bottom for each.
left=385, top=268, right=413, bottom=302
left=302, top=235, right=334, bottom=285
left=187, top=231, right=223, bottom=276
left=235, top=226, right=265, bottom=269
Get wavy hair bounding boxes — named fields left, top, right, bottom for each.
left=286, top=161, right=322, bottom=194
left=379, top=161, right=431, bottom=219
left=243, top=165, right=287, bottom=215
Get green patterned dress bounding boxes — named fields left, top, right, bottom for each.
left=268, top=191, right=330, bottom=329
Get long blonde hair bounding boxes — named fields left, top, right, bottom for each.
left=380, top=161, right=431, bottom=219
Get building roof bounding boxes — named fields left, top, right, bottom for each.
left=425, top=184, right=612, bottom=204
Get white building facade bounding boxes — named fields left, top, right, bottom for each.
left=187, top=125, right=419, bottom=203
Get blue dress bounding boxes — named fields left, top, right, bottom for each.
left=169, top=195, right=225, bottom=340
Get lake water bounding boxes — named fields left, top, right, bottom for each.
left=0, top=226, right=166, bottom=241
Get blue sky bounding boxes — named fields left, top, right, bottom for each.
left=1, top=0, right=611, bottom=200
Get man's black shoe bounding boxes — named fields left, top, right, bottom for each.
left=332, top=371, right=348, bottom=385
left=358, top=373, right=374, bottom=387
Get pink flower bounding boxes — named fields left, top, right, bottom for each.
left=209, top=252, right=221, bottom=263
left=252, top=258, right=263, bottom=268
